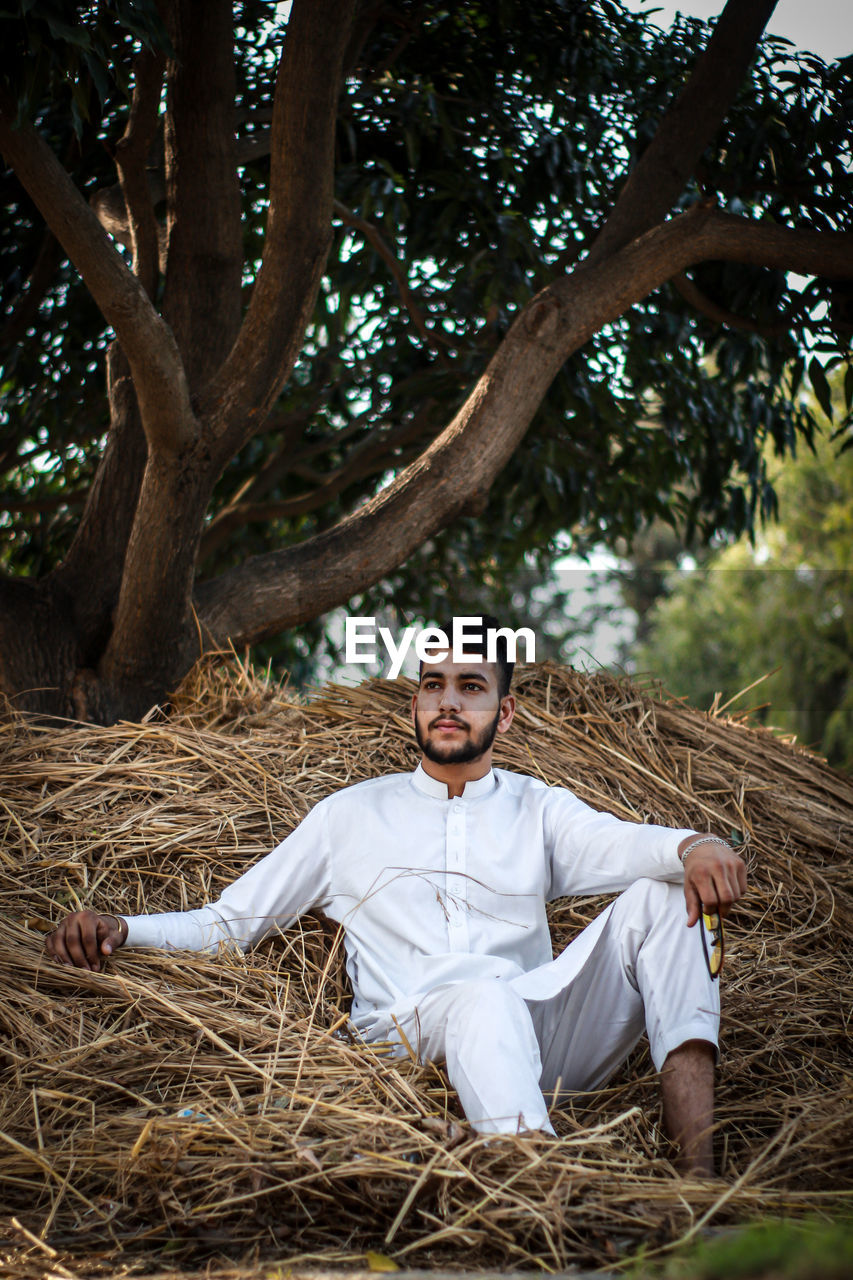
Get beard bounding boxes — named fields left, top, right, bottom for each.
left=415, top=706, right=502, bottom=765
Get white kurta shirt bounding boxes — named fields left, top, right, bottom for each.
left=123, top=764, right=694, bottom=1034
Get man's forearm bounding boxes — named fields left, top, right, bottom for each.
left=121, top=903, right=259, bottom=953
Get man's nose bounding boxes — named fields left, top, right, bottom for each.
left=439, top=685, right=461, bottom=712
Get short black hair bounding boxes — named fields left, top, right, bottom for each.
left=418, top=614, right=514, bottom=697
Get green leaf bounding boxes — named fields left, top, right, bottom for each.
left=82, top=50, right=110, bottom=108
left=44, top=17, right=92, bottom=50
left=809, top=357, right=834, bottom=421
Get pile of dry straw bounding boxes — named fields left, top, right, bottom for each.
left=1, top=658, right=851, bottom=1278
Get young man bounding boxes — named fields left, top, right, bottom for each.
left=46, top=617, right=747, bottom=1174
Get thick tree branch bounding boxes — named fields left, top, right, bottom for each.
left=0, top=95, right=196, bottom=456
left=672, top=271, right=791, bottom=338
left=161, top=0, right=243, bottom=392
left=587, top=0, right=778, bottom=267
left=199, top=0, right=357, bottom=460
left=193, top=207, right=853, bottom=647
left=114, top=47, right=166, bottom=299
left=685, top=210, right=853, bottom=276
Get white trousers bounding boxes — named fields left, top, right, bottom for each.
left=394, top=878, right=721, bottom=1134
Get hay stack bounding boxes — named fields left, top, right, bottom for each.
left=1, top=660, right=851, bottom=1278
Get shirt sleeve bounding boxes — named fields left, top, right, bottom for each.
left=121, top=797, right=333, bottom=953
left=544, top=786, right=695, bottom=899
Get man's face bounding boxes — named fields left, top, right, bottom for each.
left=411, top=655, right=515, bottom=767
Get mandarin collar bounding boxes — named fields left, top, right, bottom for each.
left=412, top=762, right=497, bottom=801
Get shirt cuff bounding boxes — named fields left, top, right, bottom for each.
left=666, top=828, right=699, bottom=876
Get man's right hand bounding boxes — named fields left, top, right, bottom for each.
left=45, top=911, right=128, bottom=972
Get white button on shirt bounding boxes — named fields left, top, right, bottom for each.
left=123, top=764, right=693, bottom=1036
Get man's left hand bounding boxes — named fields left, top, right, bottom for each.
left=678, top=836, right=748, bottom=927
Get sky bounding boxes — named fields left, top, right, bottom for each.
left=620, top=0, right=853, bottom=62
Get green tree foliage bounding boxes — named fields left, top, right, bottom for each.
left=4, top=2, right=849, bottom=581
left=635, top=403, right=853, bottom=770
left=1, top=1, right=852, bottom=719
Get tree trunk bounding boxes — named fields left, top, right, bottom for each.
left=47, top=344, right=148, bottom=665
left=0, top=0, right=356, bottom=723
left=0, top=577, right=82, bottom=720
left=97, top=449, right=213, bottom=721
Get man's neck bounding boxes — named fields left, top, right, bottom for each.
left=419, top=755, right=493, bottom=799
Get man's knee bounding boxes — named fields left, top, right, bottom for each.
left=610, top=877, right=695, bottom=975
left=622, top=875, right=681, bottom=905
left=616, top=876, right=684, bottom=928
left=438, top=978, right=538, bottom=1062
left=411, top=978, right=531, bottom=1057
left=442, top=977, right=529, bottom=1031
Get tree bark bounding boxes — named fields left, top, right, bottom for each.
left=199, top=0, right=358, bottom=464
left=0, top=577, right=81, bottom=719
left=88, top=0, right=357, bottom=715
left=96, top=452, right=213, bottom=721
left=49, top=36, right=167, bottom=655
left=47, top=345, right=149, bottom=664
left=0, top=1, right=356, bottom=721
left=161, top=0, right=243, bottom=391
left=115, top=46, right=165, bottom=299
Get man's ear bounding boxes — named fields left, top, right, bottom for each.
left=411, top=690, right=419, bottom=727
left=497, top=694, right=516, bottom=734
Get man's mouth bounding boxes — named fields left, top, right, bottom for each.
left=431, top=718, right=468, bottom=732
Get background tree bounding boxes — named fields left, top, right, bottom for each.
left=1, top=0, right=852, bottom=722
left=634, top=379, right=853, bottom=770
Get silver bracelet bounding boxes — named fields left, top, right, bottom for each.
left=679, top=834, right=732, bottom=864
